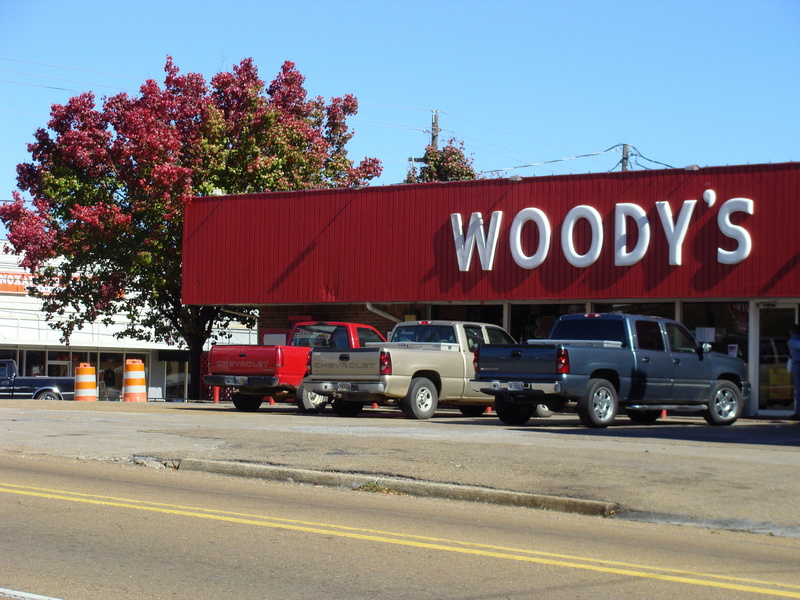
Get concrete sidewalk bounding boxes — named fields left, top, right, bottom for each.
left=1, top=400, right=798, bottom=536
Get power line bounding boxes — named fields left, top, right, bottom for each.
left=0, top=57, right=147, bottom=80
left=478, top=145, right=623, bottom=175
left=0, top=78, right=80, bottom=93
left=0, top=69, right=137, bottom=93
left=628, top=146, right=676, bottom=169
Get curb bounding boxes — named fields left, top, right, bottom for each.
left=178, top=458, right=618, bottom=517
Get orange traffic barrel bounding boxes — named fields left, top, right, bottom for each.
left=123, top=359, right=147, bottom=402
left=74, top=363, right=97, bottom=402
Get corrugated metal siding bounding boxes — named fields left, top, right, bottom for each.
left=182, top=163, right=800, bottom=306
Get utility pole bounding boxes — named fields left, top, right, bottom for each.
left=621, top=144, right=629, bottom=171
left=431, top=111, right=440, bottom=150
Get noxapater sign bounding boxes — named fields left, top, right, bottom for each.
left=181, top=162, right=799, bottom=306
left=451, top=189, right=754, bottom=272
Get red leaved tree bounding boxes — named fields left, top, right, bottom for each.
left=0, top=57, right=381, bottom=400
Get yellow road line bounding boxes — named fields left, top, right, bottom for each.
left=1, top=483, right=798, bottom=597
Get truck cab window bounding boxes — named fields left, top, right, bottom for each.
left=463, top=326, right=484, bottom=352
left=331, top=327, right=349, bottom=348
left=487, top=327, right=515, bottom=345
left=666, top=322, right=698, bottom=353
left=357, top=327, right=383, bottom=346
left=635, top=321, right=665, bottom=351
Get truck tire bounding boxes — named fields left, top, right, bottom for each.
left=331, top=397, right=364, bottom=417
left=232, top=393, right=263, bottom=412
left=35, top=390, right=61, bottom=400
left=703, top=381, right=742, bottom=426
left=401, top=377, right=438, bottom=419
left=534, top=404, right=554, bottom=418
left=625, top=409, right=661, bottom=424
left=295, top=383, right=327, bottom=414
left=494, top=394, right=534, bottom=426
left=577, top=379, right=618, bottom=428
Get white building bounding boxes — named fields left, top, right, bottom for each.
left=0, top=241, right=254, bottom=400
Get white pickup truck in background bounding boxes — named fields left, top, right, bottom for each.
left=305, top=320, right=516, bottom=418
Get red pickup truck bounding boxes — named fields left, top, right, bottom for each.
left=204, top=321, right=385, bottom=412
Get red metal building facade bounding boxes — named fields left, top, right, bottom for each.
left=183, top=162, right=799, bottom=306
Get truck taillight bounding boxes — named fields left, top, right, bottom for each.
left=275, top=347, right=283, bottom=368
left=473, top=348, right=479, bottom=372
left=380, top=351, right=392, bottom=375
left=306, top=352, right=312, bottom=375
left=557, top=347, right=570, bottom=374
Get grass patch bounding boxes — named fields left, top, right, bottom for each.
left=353, top=481, right=405, bottom=495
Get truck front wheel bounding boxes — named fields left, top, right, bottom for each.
left=232, top=393, right=263, bottom=412
left=494, top=394, right=534, bottom=426
left=578, top=379, right=618, bottom=428
left=401, top=377, right=438, bottom=419
left=703, top=381, right=742, bottom=426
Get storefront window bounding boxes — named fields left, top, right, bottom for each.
left=165, top=360, right=186, bottom=401
left=100, top=352, right=123, bottom=400
left=47, top=363, right=70, bottom=377
left=0, top=348, right=17, bottom=362
left=71, top=351, right=93, bottom=374
left=24, top=350, right=46, bottom=376
left=593, top=303, right=675, bottom=319
left=682, top=302, right=749, bottom=362
left=509, top=304, right=584, bottom=343
left=431, top=304, right=504, bottom=327
left=756, top=307, right=794, bottom=411
left=47, top=349, right=71, bottom=377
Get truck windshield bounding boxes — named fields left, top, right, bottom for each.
left=292, top=325, right=350, bottom=348
left=550, top=320, right=626, bottom=344
left=391, top=325, right=457, bottom=344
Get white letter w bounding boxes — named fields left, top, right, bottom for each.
left=450, top=211, right=503, bottom=271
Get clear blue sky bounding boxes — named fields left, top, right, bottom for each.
left=1, top=0, right=798, bottom=210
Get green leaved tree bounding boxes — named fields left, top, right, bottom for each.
left=404, top=138, right=477, bottom=183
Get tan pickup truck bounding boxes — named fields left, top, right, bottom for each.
left=304, top=320, right=515, bottom=418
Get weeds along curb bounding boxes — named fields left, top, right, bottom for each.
left=178, top=458, right=617, bottom=517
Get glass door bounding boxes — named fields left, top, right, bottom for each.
left=758, top=306, right=795, bottom=413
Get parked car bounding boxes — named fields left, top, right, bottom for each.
left=204, top=321, right=385, bottom=412
left=471, top=313, right=751, bottom=428
left=305, top=320, right=518, bottom=418
left=0, top=359, right=75, bottom=400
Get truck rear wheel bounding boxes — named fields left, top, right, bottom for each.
left=577, top=379, right=618, bottom=428
left=332, top=397, right=364, bottom=417
left=35, top=391, right=61, bottom=400
left=295, top=383, right=327, bottom=414
left=232, top=393, right=263, bottom=412
left=703, top=381, right=742, bottom=426
left=401, top=377, right=438, bottom=419
left=494, top=394, right=534, bottom=425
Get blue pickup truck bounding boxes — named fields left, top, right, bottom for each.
left=0, top=359, right=75, bottom=401
left=470, top=313, right=751, bottom=428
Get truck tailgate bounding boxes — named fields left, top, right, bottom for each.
left=208, top=346, right=278, bottom=376
left=476, top=343, right=558, bottom=378
left=310, top=348, right=381, bottom=377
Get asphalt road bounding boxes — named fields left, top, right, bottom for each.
left=1, top=400, right=799, bottom=537
left=1, top=454, right=799, bottom=600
